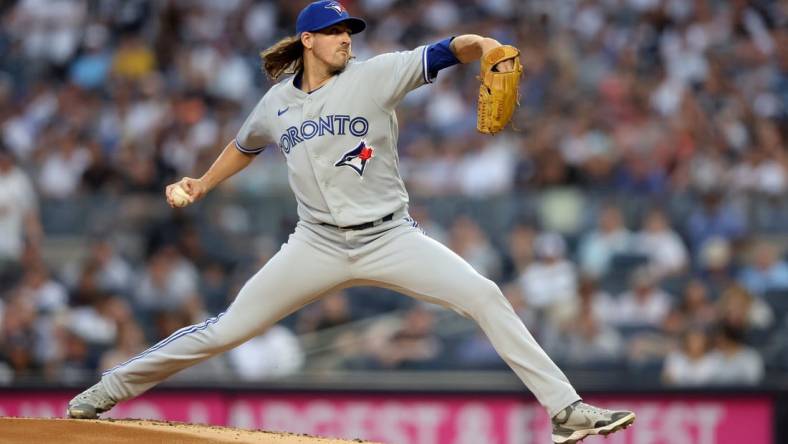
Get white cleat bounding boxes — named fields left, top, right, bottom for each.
left=551, top=401, right=635, bottom=444
left=66, top=381, right=117, bottom=419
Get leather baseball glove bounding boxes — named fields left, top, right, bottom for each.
left=477, top=45, right=523, bottom=135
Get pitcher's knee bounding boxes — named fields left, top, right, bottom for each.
left=462, top=277, right=507, bottom=314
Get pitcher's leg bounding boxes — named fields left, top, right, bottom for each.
left=101, top=231, right=350, bottom=402
left=357, top=228, right=580, bottom=417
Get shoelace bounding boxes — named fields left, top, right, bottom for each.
left=84, top=387, right=99, bottom=398
left=573, top=403, right=614, bottom=417
left=76, top=386, right=103, bottom=403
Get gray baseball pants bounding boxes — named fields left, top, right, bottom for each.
left=101, top=212, right=580, bottom=416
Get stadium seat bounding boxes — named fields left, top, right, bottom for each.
left=600, top=254, right=650, bottom=294
left=610, top=253, right=650, bottom=270
left=762, top=289, right=788, bottom=325
left=659, top=274, right=691, bottom=298
left=616, top=325, right=662, bottom=338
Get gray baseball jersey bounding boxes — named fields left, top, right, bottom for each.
left=98, top=41, right=581, bottom=420
left=234, top=46, right=430, bottom=227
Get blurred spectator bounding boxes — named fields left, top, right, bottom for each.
left=16, top=261, right=68, bottom=314
left=447, top=215, right=502, bottom=281
left=578, top=205, right=634, bottom=278
left=37, top=131, right=92, bottom=199
left=633, top=209, right=689, bottom=278
left=730, top=148, right=786, bottom=196
left=69, top=24, right=112, bottom=90
left=0, top=146, right=42, bottom=289
left=69, top=259, right=107, bottom=307
left=576, top=276, right=617, bottom=325
left=367, top=304, right=444, bottom=370
left=133, top=244, right=199, bottom=311
left=297, top=290, right=352, bottom=334
left=111, top=35, right=156, bottom=80
left=542, top=277, right=623, bottom=366
left=0, top=289, right=38, bottom=376
left=717, top=284, right=774, bottom=333
left=500, top=223, right=537, bottom=283
left=425, top=79, right=470, bottom=136
left=207, top=42, right=255, bottom=103
left=615, top=150, right=669, bottom=195
left=608, top=268, right=672, bottom=328
left=697, top=236, right=736, bottom=295
left=519, top=232, right=578, bottom=324
left=558, top=116, right=614, bottom=176
left=686, top=191, right=747, bottom=253
left=67, top=295, right=132, bottom=347
left=99, top=320, right=147, bottom=372
left=455, top=135, right=517, bottom=197
left=80, top=140, right=120, bottom=192
left=400, top=137, right=456, bottom=196
left=7, top=0, right=86, bottom=65
left=62, top=237, right=134, bottom=296
left=705, top=322, right=765, bottom=386
left=737, top=241, right=788, bottom=296
left=199, top=260, right=231, bottom=316
left=662, top=328, right=715, bottom=386
left=52, top=326, right=94, bottom=384
left=228, top=325, right=304, bottom=381
left=671, top=279, right=718, bottom=331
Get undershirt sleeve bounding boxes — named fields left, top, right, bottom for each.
left=424, top=36, right=460, bottom=82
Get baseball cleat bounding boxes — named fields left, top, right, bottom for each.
left=66, top=381, right=117, bottom=419
left=551, top=401, right=635, bottom=444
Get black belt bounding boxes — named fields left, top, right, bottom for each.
left=321, top=213, right=394, bottom=231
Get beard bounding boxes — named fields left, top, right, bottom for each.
left=329, top=52, right=351, bottom=75
left=330, top=63, right=347, bottom=75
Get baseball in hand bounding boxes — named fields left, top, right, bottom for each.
left=170, top=185, right=192, bottom=207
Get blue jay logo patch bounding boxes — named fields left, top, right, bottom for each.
left=325, top=1, right=346, bottom=15
left=335, top=140, right=374, bottom=177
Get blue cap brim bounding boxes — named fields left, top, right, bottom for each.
left=307, top=16, right=366, bottom=34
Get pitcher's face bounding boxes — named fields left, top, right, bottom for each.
left=306, top=23, right=352, bottom=73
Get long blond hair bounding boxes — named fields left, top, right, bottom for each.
left=260, top=35, right=304, bottom=81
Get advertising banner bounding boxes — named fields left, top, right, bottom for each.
left=0, top=391, right=772, bottom=444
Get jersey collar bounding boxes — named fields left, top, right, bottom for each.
left=291, top=70, right=338, bottom=96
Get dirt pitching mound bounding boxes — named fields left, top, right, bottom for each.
left=0, top=417, right=381, bottom=444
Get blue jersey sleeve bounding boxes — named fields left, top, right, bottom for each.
left=424, top=37, right=460, bottom=83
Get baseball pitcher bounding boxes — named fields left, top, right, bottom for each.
left=68, top=2, right=635, bottom=442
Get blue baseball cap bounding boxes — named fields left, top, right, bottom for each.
left=296, top=1, right=366, bottom=35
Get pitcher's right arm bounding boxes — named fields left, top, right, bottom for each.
left=165, top=140, right=256, bottom=208
left=166, top=92, right=275, bottom=208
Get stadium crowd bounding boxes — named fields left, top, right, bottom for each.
left=0, top=0, right=786, bottom=387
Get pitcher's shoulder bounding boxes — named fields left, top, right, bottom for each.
left=266, top=77, right=292, bottom=95
left=341, top=59, right=367, bottom=75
